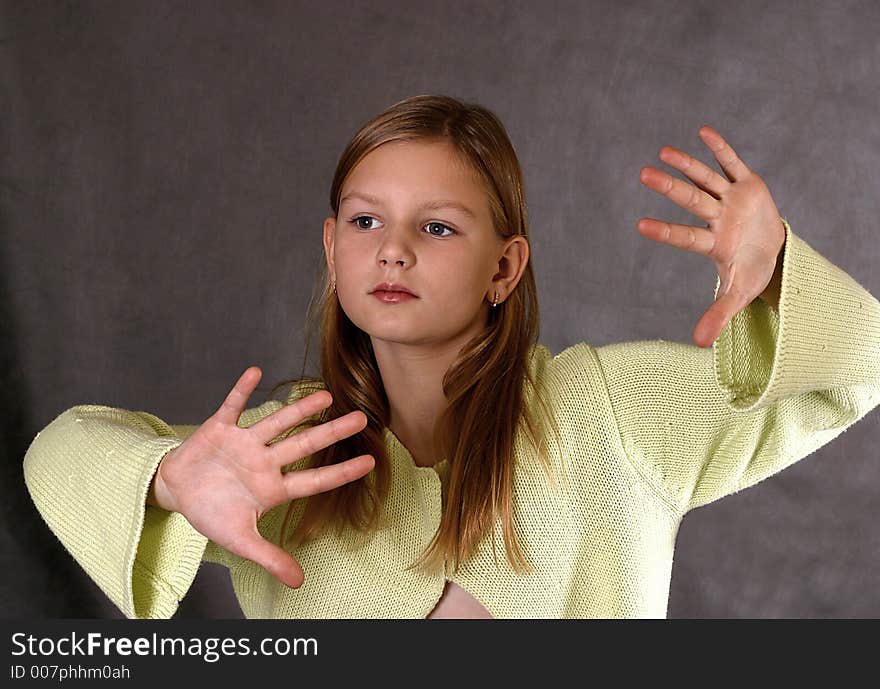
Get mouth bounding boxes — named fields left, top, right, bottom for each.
left=371, top=290, right=417, bottom=303
left=369, top=282, right=418, bottom=297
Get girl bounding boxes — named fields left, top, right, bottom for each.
left=23, top=94, right=880, bottom=618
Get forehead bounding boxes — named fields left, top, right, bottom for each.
left=342, top=139, right=486, bottom=202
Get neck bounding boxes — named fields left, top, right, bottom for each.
left=372, top=332, right=476, bottom=468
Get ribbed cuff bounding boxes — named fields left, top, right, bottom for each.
left=713, top=218, right=880, bottom=412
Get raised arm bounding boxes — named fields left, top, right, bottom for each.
left=24, top=368, right=374, bottom=620
left=551, top=125, right=880, bottom=515
left=24, top=404, right=216, bottom=618
left=590, top=219, right=880, bottom=515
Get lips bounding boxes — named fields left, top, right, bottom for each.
left=370, top=282, right=417, bottom=297
left=372, top=291, right=416, bottom=303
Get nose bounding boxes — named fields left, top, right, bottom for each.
left=377, top=224, right=414, bottom=267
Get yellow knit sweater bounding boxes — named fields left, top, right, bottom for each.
left=22, top=219, right=880, bottom=618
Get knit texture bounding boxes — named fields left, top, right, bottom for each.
left=22, top=219, right=880, bottom=618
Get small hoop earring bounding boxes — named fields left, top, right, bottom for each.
left=491, top=291, right=499, bottom=308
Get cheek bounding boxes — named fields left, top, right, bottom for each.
left=333, top=238, right=364, bottom=273
left=429, top=257, right=489, bottom=303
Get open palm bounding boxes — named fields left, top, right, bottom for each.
left=637, top=126, right=786, bottom=348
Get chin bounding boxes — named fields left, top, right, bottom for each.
left=367, top=322, right=441, bottom=347
left=346, top=312, right=412, bottom=338
left=369, top=328, right=430, bottom=345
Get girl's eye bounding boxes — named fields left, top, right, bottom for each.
left=352, top=216, right=379, bottom=230
left=350, top=216, right=456, bottom=238
left=424, top=221, right=455, bottom=237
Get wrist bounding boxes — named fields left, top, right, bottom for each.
left=147, top=447, right=177, bottom=511
left=147, top=471, right=160, bottom=507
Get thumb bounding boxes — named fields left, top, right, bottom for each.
left=233, top=528, right=305, bottom=589
left=694, top=298, right=734, bottom=349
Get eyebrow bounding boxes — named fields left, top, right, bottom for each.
left=339, top=191, right=478, bottom=220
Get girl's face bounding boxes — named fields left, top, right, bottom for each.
left=324, top=138, right=520, bottom=348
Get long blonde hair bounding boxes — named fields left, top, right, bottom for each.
left=270, top=94, right=562, bottom=575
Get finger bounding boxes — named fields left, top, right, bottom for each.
left=230, top=526, right=305, bottom=589
left=698, top=126, right=751, bottom=183
left=692, top=289, right=747, bottom=349
left=637, top=218, right=716, bottom=256
left=283, top=454, right=376, bottom=500
left=213, top=367, right=261, bottom=426
left=267, top=409, right=369, bottom=467
left=657, top=146, right=731, bottom=199
left=248, top=389, right=333, bottom=446
left=639, top=166, right=720, bottom=222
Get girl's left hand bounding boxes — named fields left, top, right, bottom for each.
left=638, top=126, right=786, bottom=349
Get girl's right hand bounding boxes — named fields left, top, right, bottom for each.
left=149, top=366, right=374, bottom=589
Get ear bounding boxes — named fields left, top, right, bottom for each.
left=323, top=216, right=337, bottom=281
left=489, top=235, right=530, bottom=304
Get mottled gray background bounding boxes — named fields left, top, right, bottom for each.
left=2, top=0, right=878, bottom=619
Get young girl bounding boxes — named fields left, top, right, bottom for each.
left=23, top=94, right=880, bottom=619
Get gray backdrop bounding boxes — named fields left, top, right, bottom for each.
left=2, top=0, right=878, bottom=619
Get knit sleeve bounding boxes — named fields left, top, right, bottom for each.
left=22, top=398, right=285, bottom=619
left=589, top=219, right=880, bottom=515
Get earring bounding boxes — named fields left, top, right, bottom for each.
left=332, top=280, right=336, bottom=294
left=491, top=291, right=499, bottom=308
